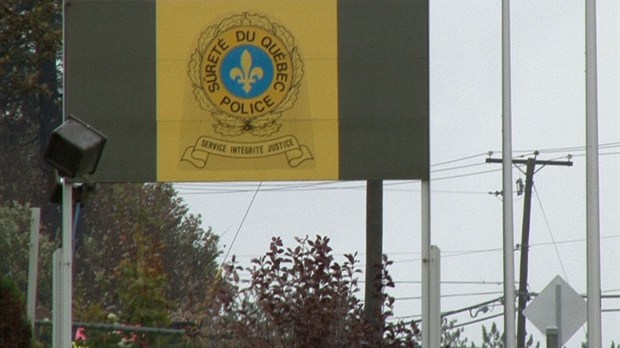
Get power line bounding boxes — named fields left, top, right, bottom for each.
left=176, top=143, right=620, bottom=194
left=220, top=181, right=262, bottom=267
left=491, top=142, right=619, bottom=156
left=431, top=168, right=502, bottom=181
left=225, top=233, right=620, bottom=263
left=431, top=162, right=488, bottom=173
left=449, top=312, right=504, bottom=329
left=533, top=184, right=570, bottom=281
left=394, top=291, right=503, bottom=301
left=431, top=152, right=490, bottom=167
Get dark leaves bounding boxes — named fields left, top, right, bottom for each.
left=188, top=235, right=420, bottom=347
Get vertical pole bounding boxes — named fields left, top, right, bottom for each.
left=585, top=0, right=602, bottom=347
left=365, top=180, right=383, bottom=340
left=555, top=284, right=562, bottom=346
left=59, top=180, right=73, bottom=347
left=57, top=4, right=71, bottom=346
left=545, top=326, right=559, bottom=348
left=501, top=0, right=516, bottom=346
left=52, top=249, right=61, bottom=347
left=517, top=158, right=536, bottom=348
left=429, top=245, right=441, bottom=348
left=421, top=180, right=431, bottom=348
left=27, top=207, right=41, bottom=332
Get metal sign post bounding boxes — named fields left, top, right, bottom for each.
left=501, top=0, right=516, bottom=346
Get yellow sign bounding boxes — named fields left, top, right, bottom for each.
left=157, top=1, right=338, bottom=181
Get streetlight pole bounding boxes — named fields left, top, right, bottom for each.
left=45, top=116, right=106, bottom=347
left=501, top=0, right=516, bottom=346
left=59, top=178, right=73, bottom=347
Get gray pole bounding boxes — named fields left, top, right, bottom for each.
left=555, top=283, right=562, bottom=346
left=56, top=181, right=73, bottom=347
left=57, top=2, right=73, bottom=345
left=545, top=326, right=559, bottom=348
left=27, top=208, right=41, bottom=332
left=430, top=245, right=441, bottom=348
left=421, top=180, right=431, bottom=348
left=585, top=0, right=602, bottom=346
left=365, top=180, right=383, bottom=341
left=501, top=0, right=516, bottom=346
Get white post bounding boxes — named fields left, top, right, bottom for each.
left=57, top=3, right=73, bottom=345
left=421, top=180, right=431, bottom=348
left=27, top=207, right=41, bottom=332
left=502, top=0, right=516, bottom=347
left=58, top=181, right=73, bottom=347
left=52, top=249, right=61, bottom=347
left=585, top=0, right=602, bottom=346
left=430, top=245, right=441, bottom=348
left=555, top=284, right=562, bottom=346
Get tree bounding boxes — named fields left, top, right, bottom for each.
left=480, top=323, right=504, bottom=348
left=0, top=276, right=33, bottom=348
left=475, top=322, right=539, bottom=348
left=115, top=231, right=175, bottom=328
left=1, top=0, right=64, bottom=322
left=0, top=0, right=63, bottom=213
left=439, top=320, right=544, bottom=348
left=0, top=202, right=57, bottom=318
left=76, top=231, right=179, bottom=347
left=187, top=235, right=419, bottom=347
left=441, top=318, right=474, bottom=348
left=74, top=183, right=221, bottom=313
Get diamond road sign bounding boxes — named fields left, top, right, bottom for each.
left=523, top=275, right=587, bottom=347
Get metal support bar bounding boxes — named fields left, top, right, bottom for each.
left=54, top=181, right=73, bottom=347
left=501, top=0, right=516, bottom=345
left=585, top=0, right=602, bottom=346
left=429, top=245, right=441, bottom=348
left=421, top=180, right=431, bottom=348
left=486, top=158, right=573, bottom=167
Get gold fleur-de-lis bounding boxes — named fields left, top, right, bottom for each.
left=230, top=49, right=263, bottom=94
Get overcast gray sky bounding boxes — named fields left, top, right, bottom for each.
left=177, top=1, right=619, bottom=346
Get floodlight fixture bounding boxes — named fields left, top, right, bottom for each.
left=44, top=115, right=107, bottom=179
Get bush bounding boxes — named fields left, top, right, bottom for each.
left=0, top=276, right=33, bottom=347
left=187, top=235, right=419, bottom=347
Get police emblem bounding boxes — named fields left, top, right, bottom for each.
left=189, top=12, right=303, bottom=136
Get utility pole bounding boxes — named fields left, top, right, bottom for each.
left=487, top=154, right=572, bottom=348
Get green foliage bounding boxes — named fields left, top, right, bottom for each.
left=442, top=318, right=475, bottom=347
left=75, top=231, right=179, bottom=347
left=0, top=202, right=33, bottom=290
left=480, top=322, right=504, bottom=348
left=74, top=183, right=221, bottom=313
left=1, top=0, right=65, bottom=322
left=0, top=202, right=57, bottom=318
left=1, top=0, right=63, bottom=208
left=526, top=334, right=540, bottom=348
left=188, top=235, right=419, bottom=347
left=0, top=0, right=62, bottom=113
left=441, top=321, right=542, bottom=348
left=0, top=276, right=33, bottom=348
left=115, top=231, right=175, bottom=329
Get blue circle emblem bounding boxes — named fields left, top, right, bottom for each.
left=221, top=45, right=274, bottom=99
